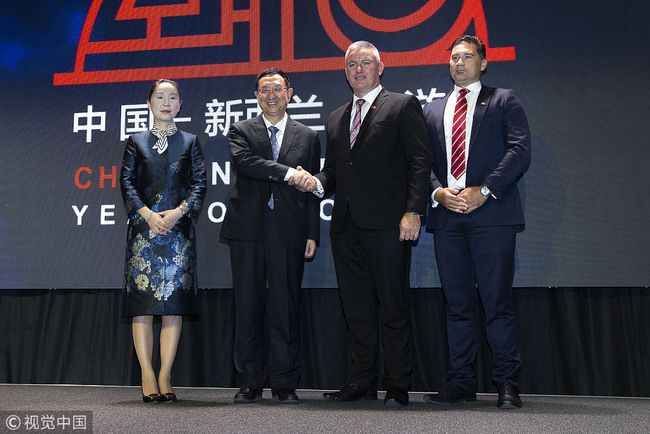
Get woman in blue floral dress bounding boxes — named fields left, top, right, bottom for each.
left=120, top=79, right=206, bottom=403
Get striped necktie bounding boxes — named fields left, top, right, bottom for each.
left=451, top=89, right=469, bottom=179
left=349, top=98, right=365, bottom=148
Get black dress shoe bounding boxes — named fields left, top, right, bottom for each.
left=234, top=387, right=263, bottom=404
left=323, top=383, right=377, bottom=402
left=161, top=392, right=177, bottom=402
left=497, top=383, right=522, bottom=409
left=272, top=389, right=300, bottom=404
left=142, top=393, right=163, bottom=403
left=423, top=381, right=476, bottom=404
left=384, top=387, right=409, bottom=407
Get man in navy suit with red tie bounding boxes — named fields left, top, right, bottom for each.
left=422, top=35, right=531, bottom=409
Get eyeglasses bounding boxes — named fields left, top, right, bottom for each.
left=257, top=86, right=287, bottom=96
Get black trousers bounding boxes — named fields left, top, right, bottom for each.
left=229, top=208, right=305, bottom=391
left=330, top=209, right=414, bottom=390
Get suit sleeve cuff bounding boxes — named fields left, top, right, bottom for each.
left=284, top=167, right=296, bottom=182
left=313, top=178, right=324, bottom=198
left=431, top=187, right=441, bottom=208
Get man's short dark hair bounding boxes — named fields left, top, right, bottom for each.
left=451, top=35, right=487, bottom=61
left=255, top=68, right=291, bottom=90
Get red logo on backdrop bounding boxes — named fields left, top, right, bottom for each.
left=53, top=0, right=515, bottom=86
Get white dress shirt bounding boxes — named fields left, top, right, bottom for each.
left=350, top=85, right=383, bottom=130
left=431, top=80, right=482, bottom=205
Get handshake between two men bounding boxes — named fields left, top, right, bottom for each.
left=288, top=166, right=318, bottom=193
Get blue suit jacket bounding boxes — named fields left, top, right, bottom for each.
left=424, top=86, right=531, bottom=229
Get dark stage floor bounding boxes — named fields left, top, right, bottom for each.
left=1, top=384, right=649, bottom=433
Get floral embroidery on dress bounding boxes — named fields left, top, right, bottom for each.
left=125, top=230, right=196, bottom=301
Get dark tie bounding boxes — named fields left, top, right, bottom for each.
left=269, top=125, right=280, bottom=161
left=349, top=98, right=366, bottom=148
left=268, top=125, right=280, bottom=209
left=451, top=88, right=469, bottom=180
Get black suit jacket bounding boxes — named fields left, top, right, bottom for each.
left=424, top=86, right=531, bottom=229
left=220, top=115, right=321, bottom=251
left=315, top=88, right=431, bottom=233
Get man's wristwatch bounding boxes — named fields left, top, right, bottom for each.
left=480, top=185, right=491, bottom=197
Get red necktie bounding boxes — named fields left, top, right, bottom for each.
left=451, top=88, right=469, bottom=179
left=349, top=98, right=365, bottom=148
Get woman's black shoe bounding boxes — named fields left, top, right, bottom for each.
left=142, top=393, right=163, bottom=403
left=161, top=393, right=177, bottom=402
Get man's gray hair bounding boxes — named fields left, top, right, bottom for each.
left=345, top=41, right=381, bottom=63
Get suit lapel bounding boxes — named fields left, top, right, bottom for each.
left=352, top=89, right=388, bottom=152
left=252, top=115, right=273, bottom=160
left=435, top=94, right=450, bottom=157
left=337, top=102, right=353, bottom=154
left=469, top=86, right=494, bottom=152
left=278, top=117, right=297, bottom=162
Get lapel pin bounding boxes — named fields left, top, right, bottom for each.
left=371, top=106, right=377, bottom=110
left=480, top=101, right=486, bottom=106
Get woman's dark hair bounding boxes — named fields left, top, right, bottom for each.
left=148, top=79, right=181, bottom=101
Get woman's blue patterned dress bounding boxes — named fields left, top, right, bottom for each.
left=120, top=130, right=206, bottom=316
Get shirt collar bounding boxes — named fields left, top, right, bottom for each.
left=454, top=81, right=482, bottom=96
left=262, top=113, right=288, bottom=132
left=353, top=85, right=382, bottom=106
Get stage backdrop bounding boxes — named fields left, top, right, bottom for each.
left=0, top=0, right=648, bottom=289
